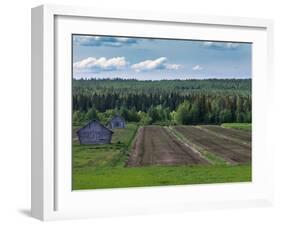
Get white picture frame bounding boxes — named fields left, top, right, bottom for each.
left=31, top=4, right=274, bottom=221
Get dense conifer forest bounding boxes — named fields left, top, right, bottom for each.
left=72, top=78, right=251, bottom=126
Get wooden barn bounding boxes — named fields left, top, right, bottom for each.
left=108, top=115, right=126, bottom=129
left=77, top=120, right=114, bottom=145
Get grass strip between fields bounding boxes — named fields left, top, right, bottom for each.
left=167, top=126, right=228, bottom=165
left=127, top=125, right=139, bottom=150
left=123, top=125, right=140, bottom=165
left=115, top=124, right=139, bottom=166
left=221, top=123, right=251, bottom=131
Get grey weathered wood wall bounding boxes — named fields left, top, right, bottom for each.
left=108, top=115, right=126, bottom=129
left=77, top=120, right=113, bottom=145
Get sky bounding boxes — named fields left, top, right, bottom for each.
left=72, top=35, right=252, bottom=80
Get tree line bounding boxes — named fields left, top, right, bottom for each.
left=73, top=78, right=251, bottom=126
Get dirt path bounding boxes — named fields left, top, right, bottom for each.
left=126, top=126, right=208, bottom=167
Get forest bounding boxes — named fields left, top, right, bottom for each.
left=72, top=78, right=251, bottom=126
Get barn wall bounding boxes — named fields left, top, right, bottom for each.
left=77, top=121, right=113, bottom=144
left=109, top=117, right=125, bottom=129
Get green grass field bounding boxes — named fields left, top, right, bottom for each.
left=221, top=123, right=252, bottom=131
left=73, top=123, right=138, bottom=169
left=72, top=123, right=251, bottom=190
left=73, top=164, right=251, bottom=190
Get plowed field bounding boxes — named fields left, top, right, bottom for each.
left=200, top=125, right=251, bottom=143
left=126, top=126, right=208, bottom=167
left=173, top=126, right=251, bottom=164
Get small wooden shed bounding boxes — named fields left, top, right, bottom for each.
left=77, top=120, right=114, bottom=145
left=108, top=115, right=126, bottom=129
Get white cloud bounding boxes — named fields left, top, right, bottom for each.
left=73, top=36, right=137, bottom=47
left=202, top=42, right=214, bottom=47
left=192, top=65, right=203, bottom=71
left=131, top=57, right=181, bottom=72
left=225, top=43, right=240, bottom=49
left=166, top=64, right=181, bottom=70
left=73, top=57, right=128, bottom=71
left=202, top=42, right=240, bottom=50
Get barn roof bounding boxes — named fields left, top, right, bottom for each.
left=76, top=119, right=114, bottom=134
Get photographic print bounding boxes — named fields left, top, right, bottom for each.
left=72, top=35, right=252, bottom=190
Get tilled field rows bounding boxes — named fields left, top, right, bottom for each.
left=200, top=125, right=251, bottom=143
left=126, top=126, right=208, bottom=167
left=173, top=126, right=251, bottom=164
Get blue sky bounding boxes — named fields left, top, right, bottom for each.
left=72, top=35, right=252, bottom=80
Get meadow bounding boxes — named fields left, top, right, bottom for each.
left=73, top=123, right=252, bottom=190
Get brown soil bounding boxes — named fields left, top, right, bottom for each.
left=173, top=126, right=251, bottom=164
left=201, top=125, right=251, bottom=143
left=126, top=126, right=208, bottom=167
